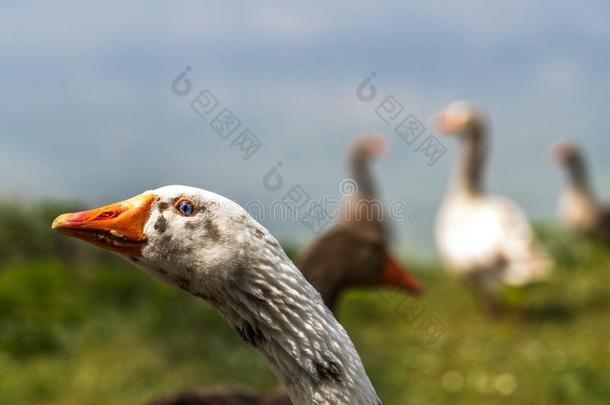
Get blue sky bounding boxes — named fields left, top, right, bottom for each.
left=1, top=1, right=609, bottom=255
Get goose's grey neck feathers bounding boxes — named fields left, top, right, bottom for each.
left=555, top=145, right=610, bottom=241
left=212, top=231, right=379, bottom=404
left=344, top=135, right=387, bottom=237
left=350, top=153, right=377, bottom=200
left=453, top=121, right=487, bottom=196
left=348, top=135, right=385, bottom=201
left=563, top=149, right=595, bottom=198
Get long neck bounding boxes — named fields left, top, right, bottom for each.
left=565, top=154, right=595, bottom=198
left=347, top=152, right=386, bottom=236
left=350, top=153, right=377, bottom=200
left=453, top=123, right=487, bottom=196
left=205, top=233, right=380, bottom=405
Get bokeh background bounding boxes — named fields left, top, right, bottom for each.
left=2, top=0, right=609, bottom=253
left=1, top=1, right=609, bottom=404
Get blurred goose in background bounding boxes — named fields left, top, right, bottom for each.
left=52, top=186, right=381, bottom=405
left=434, top=101, right=552, bottom=313
left=550, top=140, right=610, bottom=243
left=297, top=134, right=422, bottom=311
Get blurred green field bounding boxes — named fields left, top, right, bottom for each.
left=0, top=203, right=609, bottom=404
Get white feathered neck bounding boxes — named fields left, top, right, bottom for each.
left=209, top=228, right=380, bottom=404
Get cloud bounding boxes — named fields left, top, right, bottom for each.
left=1, top=1, right=609, bottom=252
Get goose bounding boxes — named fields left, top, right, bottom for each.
left=550, top=140, right=610, bottom=243
left=52, top=186, right=381, bottom=405
left=297, top=134, right=422, bottom=310
left=433, top=101, right=552, bottom=312
left=144, top=135, right=421, bottom=405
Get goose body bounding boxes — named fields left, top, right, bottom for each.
left=52, top=185, right=380, bottom=405
left=437, top=192, right=550, bottom=286
left=434, top=102, right=551, bottom=306
left=551, top=141, right=610, bottom=242
left=298, top=134, right=421, bottom=310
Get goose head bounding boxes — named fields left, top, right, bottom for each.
left=52, top=185, right=256, bottom=298
left=350, top=133, right=387, bottom=161
left=52, top=185, right=381, bottom=404
left=549, top=140, right=581, bottom=167
left=434, top=101, right=485, bottom=138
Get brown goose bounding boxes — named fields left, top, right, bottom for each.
left=434, top=102, right=552, bottom=312
left=550, top=140, right=610, bottom=243
left=297, top=134, right=422, bottom=311
left=52, top=186, right=381, bottom=405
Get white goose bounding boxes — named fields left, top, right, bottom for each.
left=550, top=140, right=610, bottom=243
left=52, top=185, right=381, bottom=405
left=434, top=102, right=552, bottom=311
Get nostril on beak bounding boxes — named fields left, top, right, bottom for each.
left=95, top=211, right=119, bottom=220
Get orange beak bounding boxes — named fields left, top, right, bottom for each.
left=52, top=193, right=157, bottom=256
left=382, top=254, right=423, bottom=295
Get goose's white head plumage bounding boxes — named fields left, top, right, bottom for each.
left=53, top=185, right=381, bottom=405
left=435, top=101, right=484, bottom=136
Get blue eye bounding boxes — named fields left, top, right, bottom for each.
left=176, top=200, right=194, bottom=216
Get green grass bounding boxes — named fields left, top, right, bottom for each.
left=0, top=220, right=609, bottom=404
